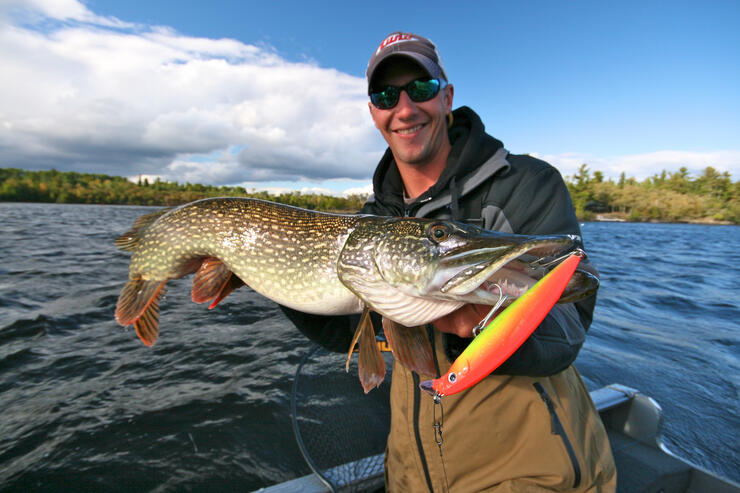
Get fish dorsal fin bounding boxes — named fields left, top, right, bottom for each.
left=114, top=208, right=173, bottom=251
left=382, top=318, right=436, bottom=377
left=346, top=306, right=386, bottom=393
left=115, top=278, right=168, bottom=346
left=191, top=257, right=246, bottom=308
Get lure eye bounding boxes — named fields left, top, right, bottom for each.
left=429, top=224, right=449, bottom=242
left=448, top=372, right=457, bottom=383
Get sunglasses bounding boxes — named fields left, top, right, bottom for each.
left=369, top=78, right=445, bottom=109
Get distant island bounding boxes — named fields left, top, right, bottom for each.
left=565, top=164, right=737, bottom=225
left=1, top=165, right=737, bottom=224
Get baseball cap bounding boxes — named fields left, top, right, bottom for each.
left=366, top=32, right=448, bottom=89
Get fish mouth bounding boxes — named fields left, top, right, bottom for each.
left=476, top=251, right=599, bottom=303
left=438, top=234, right=574, bottom=296
left=434, top=233, right=596, bottom=304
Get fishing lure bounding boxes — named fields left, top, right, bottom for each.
left=420, top=250, right=585, bottom=397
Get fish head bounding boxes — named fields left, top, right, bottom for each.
left=371, top=218, right=578, bottom=302
left=339, top=217, right=597, bottom=326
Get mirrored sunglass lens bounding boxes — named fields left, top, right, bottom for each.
left=371, top=87, right=399, bottom=109
left=408, top=79, right=440, bottom=101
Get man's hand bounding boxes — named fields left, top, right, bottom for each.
left=432, top=303, right=493, bottom=338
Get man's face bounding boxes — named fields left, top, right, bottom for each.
left=368, top=59, right=454, bottom=170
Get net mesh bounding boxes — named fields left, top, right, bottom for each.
left=292, top=344, right=393, bottom=492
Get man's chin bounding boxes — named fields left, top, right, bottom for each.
left=392, top=146, right=430, bottom=167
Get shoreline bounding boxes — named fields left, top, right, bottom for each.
left=589, top=213, right=734, bottom=226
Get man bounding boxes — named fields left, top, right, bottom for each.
left=283, top=32, right=616, bottom=492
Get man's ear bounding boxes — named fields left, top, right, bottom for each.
left=443, top=84, right=454, bottom=113
left=368, top=101, right=380, bottom=129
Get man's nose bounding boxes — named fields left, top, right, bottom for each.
left=394, top=90, right=418, bottom=117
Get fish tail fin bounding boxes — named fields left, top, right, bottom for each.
left=114, top=208, right=172, bottom=251
left=346, top=306, right=386, bottom=393
left=382, top=318, right=436, bottom=377
left=115, top=278, right=168, bottom=346
left=191, top=257, right=245, bottom=309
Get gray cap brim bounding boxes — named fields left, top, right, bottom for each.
left=367, top=52, right=446, bottom=90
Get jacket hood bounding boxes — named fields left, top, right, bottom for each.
left=370, top=106, right=505, bottom=212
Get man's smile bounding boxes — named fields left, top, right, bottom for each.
left=395, top=123, right=425, bottom=135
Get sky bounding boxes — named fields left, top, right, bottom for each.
left=1, top=0, right=738, bottom=196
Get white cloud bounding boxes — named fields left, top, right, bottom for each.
left=342, top=183, right=374, bottom=196
left=1, top=0, right=136, bottom=28
left=0, top=0, right=381, bottom=183
left=534, top=150, right=740, bottom=181
left=3, top=0, right=736, bottom=192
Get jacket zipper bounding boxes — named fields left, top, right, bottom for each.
left=411, top=327, right=442, bottom=492
left=533, top=382, right=582, bottom=488
left=412, top=372, right=436, bottom=492
left=405, top=196, right=432, bottom=218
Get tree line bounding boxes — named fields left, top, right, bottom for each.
left=0, top=168, right=367, bottom=212
left=566, top=165, right=738, bottom=224
left=1, top=166, right=738, bottom=224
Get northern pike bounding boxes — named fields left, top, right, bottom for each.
left=115, top=198, right=598, bottom=392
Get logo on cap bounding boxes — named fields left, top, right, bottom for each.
left=376, top=33, right=417, bottom=55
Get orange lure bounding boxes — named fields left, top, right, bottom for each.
left=420, top=251, right=584, bottom=397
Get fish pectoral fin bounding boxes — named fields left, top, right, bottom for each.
left=382, top=317, right=436, bottom=377
left=191, top=257, right=245, bottom=308
left=346, top=306, right=386, bottom=393
left=115, top=278, right=168, bottom=346
left=345, top=306, right=367, bottom=372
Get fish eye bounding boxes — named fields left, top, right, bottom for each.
left=448, top=372, right=457, bottom=383
left=429, top=224, right=449, bottom=242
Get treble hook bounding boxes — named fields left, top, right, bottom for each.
left=471, top=284, right=509, bottom=337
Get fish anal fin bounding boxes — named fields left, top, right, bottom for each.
left=114, top=208, right=172, bottom=251
left=382, top=317, right=436, bottom=377
left=115, top=278, right=167, bottom=346
left=192, top=258, right=235, bottom=304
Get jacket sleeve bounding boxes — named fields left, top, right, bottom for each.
left=500, top=163, right=596, bottom=375
left=445, top=161, right=598, bottom=376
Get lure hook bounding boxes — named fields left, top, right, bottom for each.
left=472, top=284, right=508, bottom=337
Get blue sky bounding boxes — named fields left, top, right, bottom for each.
left=2, top=0, right=738, bottom=195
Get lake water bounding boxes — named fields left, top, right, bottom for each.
left=0, top=202, right=738, bottom=491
